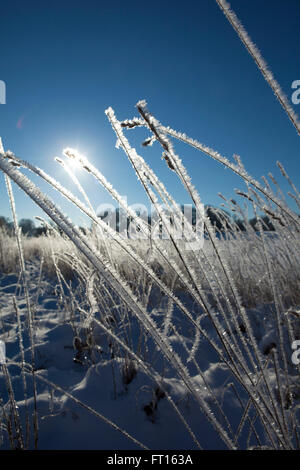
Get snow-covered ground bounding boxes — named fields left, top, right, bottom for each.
left=0, top=261, right=299, bottom=450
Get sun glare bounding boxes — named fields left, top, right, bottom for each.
left=62, top=147, right=87, bottom=170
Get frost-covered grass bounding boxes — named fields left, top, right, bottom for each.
left=0, top=103, right=299, bottom=449
left=215, top=0, right=300, bottom=135
left=0, top=30, right=300, bottom=447
left=1, top=228, right=300, bottom=311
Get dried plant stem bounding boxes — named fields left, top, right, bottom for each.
left=0, top=156, right=236, bottom=449
left=215, top=0, right=300, bottom=135
left=4, top=175, right=39, bottom=449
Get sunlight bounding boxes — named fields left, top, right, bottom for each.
left=62, top=147, right=88, bottom=170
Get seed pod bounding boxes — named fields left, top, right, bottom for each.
left=162, top=153, right=175, bottom=171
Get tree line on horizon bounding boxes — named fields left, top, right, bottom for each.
left=0, top=205, right=284, bottom=238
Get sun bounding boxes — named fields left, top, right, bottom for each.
left=62, top=147, right=87, bottom=170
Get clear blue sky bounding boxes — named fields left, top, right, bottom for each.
left=0, top=0, right=299, bottom=226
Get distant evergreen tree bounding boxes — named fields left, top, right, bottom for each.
left=19, top=218, right=35, bottom=236
left=34, top=226, right=47, bottom=237
left=205, top=205, right=232, bottom=231
left=249, top=216, right=275, bottom=231
left=0, top=216, right=13, bottom=233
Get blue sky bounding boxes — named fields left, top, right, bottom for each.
left=0, top=0, right=299, bottom=226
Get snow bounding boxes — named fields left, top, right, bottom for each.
left=0, top=262, right=299, bottom=450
